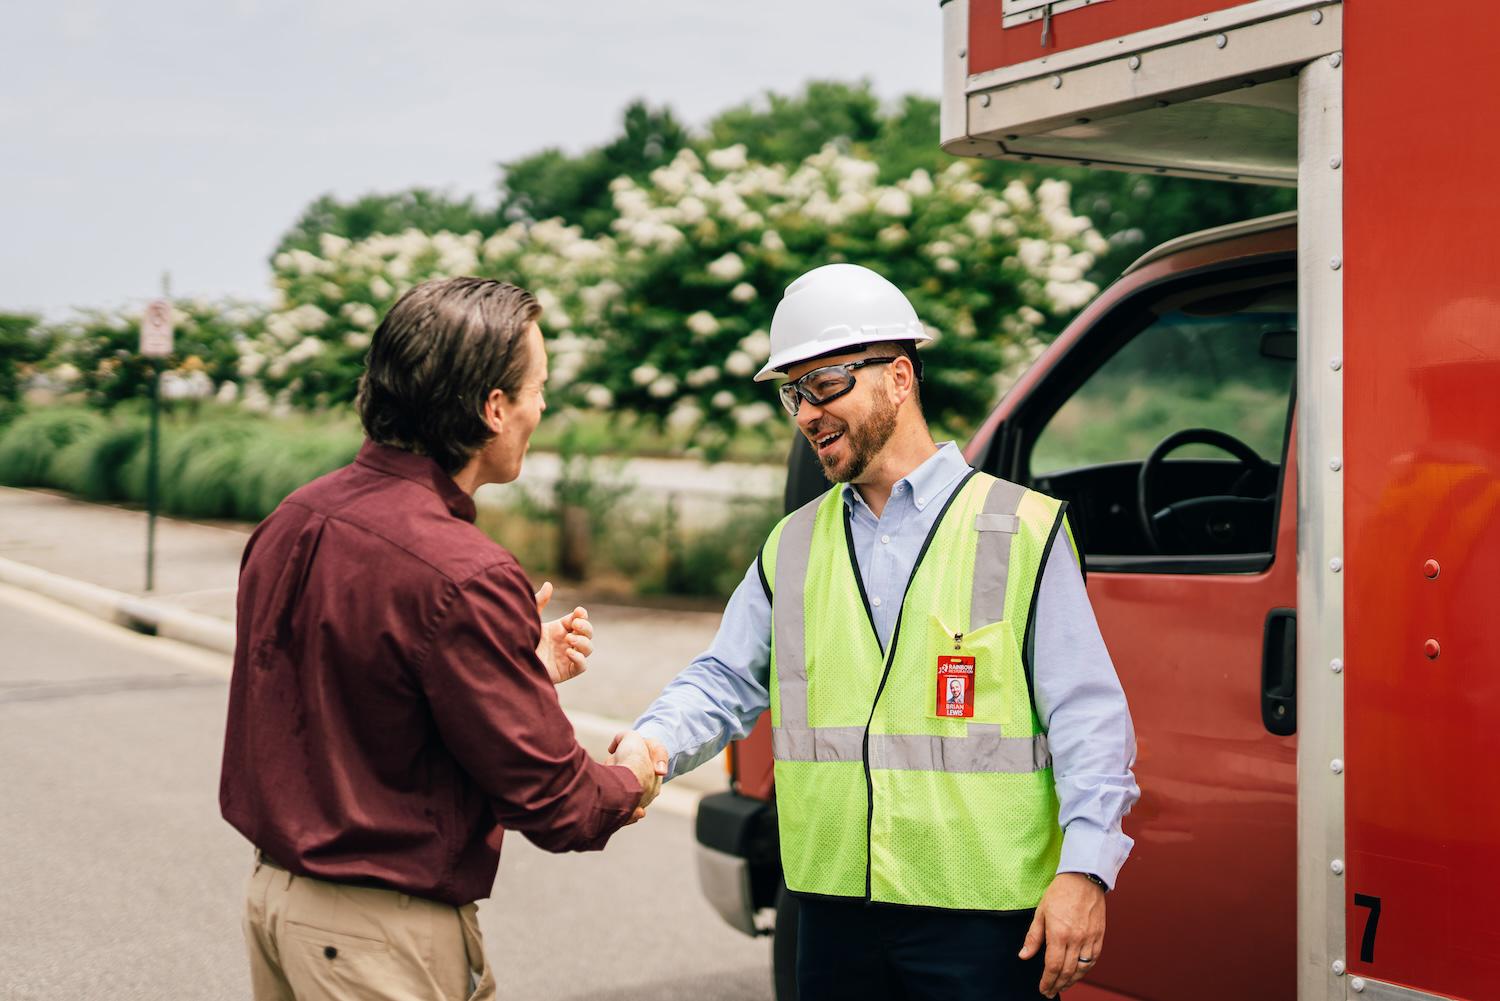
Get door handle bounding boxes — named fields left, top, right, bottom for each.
left=1261, top=608, right=1296, bottom=736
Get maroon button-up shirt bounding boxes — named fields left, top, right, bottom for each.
left=219, top=441, right=642, bottom=906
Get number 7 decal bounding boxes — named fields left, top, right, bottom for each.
left=1354, top=893, right=1382, bottom=964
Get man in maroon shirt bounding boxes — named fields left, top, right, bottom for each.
left=221, top=277, right=663, bottom=1000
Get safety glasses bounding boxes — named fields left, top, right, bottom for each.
left=777, top=357, right=894, bottom=416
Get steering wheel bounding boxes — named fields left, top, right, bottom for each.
left=1136, top=428, right=1276, bottom=555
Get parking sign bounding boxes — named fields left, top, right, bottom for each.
left=140, top=299, right=174, bottom=357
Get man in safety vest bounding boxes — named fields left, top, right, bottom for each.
left=628, top=263, right=1139, bottom=1000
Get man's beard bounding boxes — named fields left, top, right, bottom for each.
left=813, top=392, right=898, bottom=483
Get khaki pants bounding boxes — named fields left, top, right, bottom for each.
left=242, top=856, right=496, bottom=1001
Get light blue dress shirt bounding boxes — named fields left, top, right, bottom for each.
left=633, top=442, right=1140, bottom=888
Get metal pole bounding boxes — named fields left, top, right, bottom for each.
left=145, top=271, right=169, bottom=592
left=146, top=366, right=159, bottom=591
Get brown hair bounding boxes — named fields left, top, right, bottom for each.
left=356, top=277, right=541, bottom=473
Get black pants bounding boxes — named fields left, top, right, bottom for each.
left=795, top=896, right=1053, bottom=1001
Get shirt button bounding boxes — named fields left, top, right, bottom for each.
left=917, top=496, right=927, bottom=507
left=872, top=596, right=883, bottom=607
left=881, top=534, right=891, bottom=544
left=324, top=946, right=338, bottom=960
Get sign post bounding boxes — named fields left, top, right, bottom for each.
left=140, top=278, right=173, bottom=592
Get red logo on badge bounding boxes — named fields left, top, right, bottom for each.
left=936, top=655, right=975, bottom=718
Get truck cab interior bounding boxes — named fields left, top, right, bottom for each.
left=988, top=265, right=1297, bottom=574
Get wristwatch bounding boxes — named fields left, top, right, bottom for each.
left=1082, top=872, right=1109, bottom=892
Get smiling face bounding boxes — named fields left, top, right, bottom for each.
left=788, top=348, right=903, bottom=484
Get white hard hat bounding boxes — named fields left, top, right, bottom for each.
left=755, top=263, right=931, bottom=382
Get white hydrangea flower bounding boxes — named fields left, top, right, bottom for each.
left=725, top=351, right=756, bottom=377
left=51, top=363, right=81, bottom=385
left=1018, top=306, right=1046, bottom=327
left=482, top=232, right=523, bottom=262
left=679, top=197, right=708, bottom=224
left=667, top=401, right=703, bottom=430
left=319, top=233, right=351, bottom=257
left=631, top=364, right=660, bottom=386
left=711, top=389, right=736, bottom=409
left=707, top=144, right=749, bottom=171
left=686, top=365, right=721, bottom=388
left=733, top=401, right=776, bottom=427
left=583, top=385, right=614, bottom=409
left=1003, top=180, right=1034, bottom=212
left=874, top=189, right=912, bottom=218
left=1044, top=280, right=1098, bottom=313
left=739, top=329, right=771, bottom=362
left=237, top=351, right=265, bottom=378
left=902, top=169, right=935, bottom=198
left=686, top=311, right=720, bottom=337
left=1016, top=239, right=1049, bottom=271
left=761, top=230, right=786, bottom=253
left=730, top=282, right=757, bottom=304
left=936, top=257, right=960, bottom=274
left=241, top=382, right=271, bottom=413
left=343, top=332, right=372, bottom=350
left=284, top=336, right=325, bottom=365
left=706, top=253, right=746, bottom=282
left=648, top=375, right=679, bottom=398
left=340, top=302, right=378, bottom=330
left=215, top=381, right=240, bottom=404
left=877, top=224, right=908, bottom=247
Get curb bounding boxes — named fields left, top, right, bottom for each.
left=0, top=556, right=236, bottom=654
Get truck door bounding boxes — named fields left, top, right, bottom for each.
left=977, top=259, right=1300, bottom=1001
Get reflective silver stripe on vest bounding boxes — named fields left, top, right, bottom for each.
left=772, top=496, right=822, bottom=731
left=772, top=725, right=865, bottom=762
left=869, top=727, right=1051, bottom=773
left=774, top=725, right=1050, bottom=773
left=969, top=478, right=1028, bottom=631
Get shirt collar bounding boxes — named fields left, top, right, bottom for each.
left=354, top=440, right=478, bottom=522
left=842, top=441, right=971, bottom=515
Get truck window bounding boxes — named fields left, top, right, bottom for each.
left=1026, top=279, right=1296, bottom=567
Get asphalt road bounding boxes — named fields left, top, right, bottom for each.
left=0, top=583, right=773, bottom=1000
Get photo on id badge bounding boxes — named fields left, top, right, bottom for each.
left=935, top=654, right=975, bottom=718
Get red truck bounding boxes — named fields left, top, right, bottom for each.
left=695, top=3, right=1500, bottom=1001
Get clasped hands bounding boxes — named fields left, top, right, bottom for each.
left=534, top=583, right=669, bottom=822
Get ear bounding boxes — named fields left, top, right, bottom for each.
left=888, top=354, right=917, bottom=406
left=481, top=388, right=506, bottom=433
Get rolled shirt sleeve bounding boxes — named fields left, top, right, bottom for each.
left=633, top=559, right=773, bottom=780
left=1033, top=539, right=1140, bottom=890
left=417, top=560, right=643, bottom=852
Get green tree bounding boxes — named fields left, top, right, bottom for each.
left=704, top=80, right=884, bottom=166
left=0, top=313, right=50, bottom=422
left=498, top=101, right=690, bottom=235
left=271, top=188, right=491, bottom=260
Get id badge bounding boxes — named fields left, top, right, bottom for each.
left=936, top=651, right=976, bottom=718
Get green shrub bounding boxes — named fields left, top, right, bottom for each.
left=0, top=408, right=106, bottom=487
left=650, top=495, right=782, bottom=598
left=49, top=418, right=148, bottom=500
left=236, top=426, right=360, bottom=521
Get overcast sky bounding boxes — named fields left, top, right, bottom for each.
left=3, top=1, right=941, bottom=318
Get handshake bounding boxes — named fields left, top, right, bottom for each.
left=607, top=730, right=671, bottom=823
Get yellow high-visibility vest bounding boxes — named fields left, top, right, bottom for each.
left=761, top=470, right=1072, bottom=910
